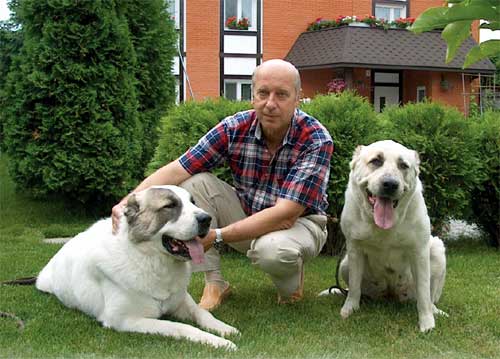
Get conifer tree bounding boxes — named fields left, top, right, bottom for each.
left=2, top=0, right=175, bottom=206
left=123, top=0, right=177, bottom=166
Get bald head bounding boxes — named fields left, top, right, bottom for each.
left=252, top=59, right=301, bottom=99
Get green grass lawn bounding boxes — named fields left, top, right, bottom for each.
left=1, top=154, right=499, bottom=358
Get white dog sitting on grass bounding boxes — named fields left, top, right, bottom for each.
left=320, top=140, right=447, bottom=332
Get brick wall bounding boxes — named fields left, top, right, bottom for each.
left=300, top=68, right=335, bottom=98
left=262, top=0, right=372, bottom=61
left=185, top=0, right=220, bottom=100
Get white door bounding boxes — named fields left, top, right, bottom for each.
left=374, top=86, right=399, bottom=112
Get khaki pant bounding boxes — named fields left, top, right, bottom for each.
left=181, top=173, right=328, bottom=297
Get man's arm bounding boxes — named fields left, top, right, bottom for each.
left=111, top=160, right=191, bottom=232
left=199, top=198, right=305, bottom=250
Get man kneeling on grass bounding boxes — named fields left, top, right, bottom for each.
left=112, top=59, right=334, bottom=310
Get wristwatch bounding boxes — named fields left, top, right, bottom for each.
left=213, top=228, right=225, bottom=252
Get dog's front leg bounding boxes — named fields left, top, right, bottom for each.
left=410, top=247, right=435, bottom=332
left=174, top=292, right=240, bottom=338
left=115, top=316, right=236, bottom=350
left=340, top=247, right=365, bottom=319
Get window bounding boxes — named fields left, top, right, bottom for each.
left=417, top=86, right=426, bottom=102
left=225, top=0, right=256, bottom=30
left=167, top=0, right=180, bottom=29
left=224, top=80, right=252, bottom=101
left=375, top=1, right=407, bottom=21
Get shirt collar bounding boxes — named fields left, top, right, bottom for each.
left=252, top=109, right=298, bottom=146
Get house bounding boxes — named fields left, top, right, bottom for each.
left=168, top=0, right=496, bottom=114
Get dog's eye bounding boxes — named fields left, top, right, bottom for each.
left=162, top=201, right=176, bottom=209
left=399, top=162, right=410, bottom=170
left=369, top=158, right=383, bottom=167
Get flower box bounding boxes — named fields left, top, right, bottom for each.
left=225, top=16, right=250, bottom=30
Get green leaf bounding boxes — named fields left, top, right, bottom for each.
left=442, top=20, right=473, bottom=63
left=480, top=21, right=500, bottom=31
left=463, top=40, right=500, bottom=68
left=411, top=2, right=498, bottom=33
left=411, top=7, right=449, bottom=33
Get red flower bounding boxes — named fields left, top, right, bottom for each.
left=327, top=78, right=346, bottom=93
left=225, top=16, right=237, bottom=28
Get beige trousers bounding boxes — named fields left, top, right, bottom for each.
left=181, top=173, right=328, bottom=297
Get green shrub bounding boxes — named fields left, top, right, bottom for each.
left=301, top=92, right=381, bottom=220
left=301, top=92, right=381, bottom=254
left=378, top=101, right=484, bottom=230
left=0, top=19, right=23, bottom=150
left=469, top=110, right=500, bottom=247
left=123, top=0, right=177, bottom=166
left=147, top=98, right=251, bottom=177
left=2, top=0, right=177, bottom=210
left=2, top=0, right=144, bottom=208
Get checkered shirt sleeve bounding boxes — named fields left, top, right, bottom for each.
left=178, top=121, right=228, bottom=174
left=279, top=136, right=333, bottom=214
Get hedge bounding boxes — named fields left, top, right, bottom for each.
left=378, top=101, right=485, bottom=231
left=149, top=94, right=499, bottom=248
left=469, top=110, right=499, bottom=247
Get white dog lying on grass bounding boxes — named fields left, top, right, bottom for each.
left=36, top=185, right=239, bottom=349
left=320, top=140, right=447, bottom=332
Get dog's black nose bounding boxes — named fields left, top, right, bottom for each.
left=382, top=178, right=399, bottom=195
left=196, top=213, right=212, bottom=226
left=196, top=213, right=212, bottom=236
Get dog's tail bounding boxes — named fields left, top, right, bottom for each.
left=1, top=276, right=37, bottom=286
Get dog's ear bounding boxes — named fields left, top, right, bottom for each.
left=124, top=194, right=140, bottom=225
left=413, top=150, right=421, bottom=176
left=350, top=145, right=363, bottom=170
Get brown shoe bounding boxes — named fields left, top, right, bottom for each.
left=199, top=282, right=231, bottom=311
left=277, top=264, right=304, bottom=304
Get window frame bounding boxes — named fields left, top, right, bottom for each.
left=224, top=79, right=253, bottom=101
left=373, top=0, right=408, bottom=21
left=224, top=0, right=257, bottom=31
left=167, top=0, right=181, bottom=29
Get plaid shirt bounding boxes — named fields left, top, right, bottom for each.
left=179, top=109, right=333, bottom=215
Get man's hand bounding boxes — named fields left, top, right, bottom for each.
left=111, top=199, right=127, bottom=234
left=199, top=229, right=216, bottom=252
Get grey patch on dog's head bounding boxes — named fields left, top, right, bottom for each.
left=125, top=188, right=182, bottom=242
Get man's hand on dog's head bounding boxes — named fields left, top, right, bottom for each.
left=112, top=199, right=127, bottom=234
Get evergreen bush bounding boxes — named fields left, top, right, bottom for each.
left=3, top=0, right=141, bottom=206
left=301, top=92, right=381, bottom=254
left=301, top=92, right=381, bottom=220
left=2, top=0, right=176, bottom=209
left=123, top=0, right=177, bottom=167
left=378, top=101, right=483, bottom=231
left=469, top=110, right=500, bottom=247
left=147, top=98, right=251, bottom=176
left=0, top=19, right=23, bottom=149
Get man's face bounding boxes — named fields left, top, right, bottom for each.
left=252, top=65, right=300, bottom=138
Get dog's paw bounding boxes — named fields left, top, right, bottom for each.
left=418, top=313, right=435, bottom=332
left=217, top=324, right=240, bottom=337
left=220, top=339, right=237, bottom=351
left=340, top=300, right=359, bottom=319
left=205, top=333, right=238, bottom=350
left=432, top=305, right=449, bottom=317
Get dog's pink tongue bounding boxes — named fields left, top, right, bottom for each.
left=374, top=197, right=394, bottom=230
left=185, top=239, right=205, bottom=265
